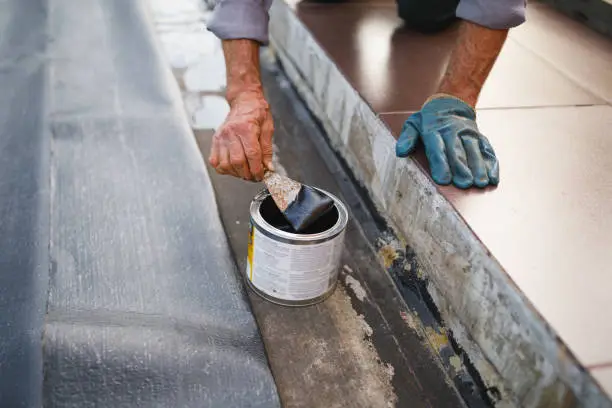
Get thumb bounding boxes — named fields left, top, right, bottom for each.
left=260, top=113, right=274, bottom=171
left=396, top=116, right=421, bottom=157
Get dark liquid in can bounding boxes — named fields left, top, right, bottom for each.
left=259, top=195, right=339, bottom=234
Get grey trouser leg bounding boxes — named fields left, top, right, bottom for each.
left=396, top=0, right=461, bottom=32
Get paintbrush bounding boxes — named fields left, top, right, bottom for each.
left=263, top=171, right=335, bottom=233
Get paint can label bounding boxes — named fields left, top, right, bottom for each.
left=247, top=222, right=255, bottom=281
left=247, top=227, right=344, bottom=302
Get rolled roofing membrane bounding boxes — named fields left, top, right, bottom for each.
left=0, top=0, right=280, bottom=406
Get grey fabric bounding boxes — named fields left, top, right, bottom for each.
left=1, top=0, right=281, bottom=407
left=208, top=0, right=274, bottom=44
left=207, top=0, right=525, bottom=44
left=456, top=0, right=526, bottom=29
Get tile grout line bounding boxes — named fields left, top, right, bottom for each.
left=589, top=362, right=612, bottom=371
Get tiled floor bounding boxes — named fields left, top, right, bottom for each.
left=293, top=0, right=612, bottom=398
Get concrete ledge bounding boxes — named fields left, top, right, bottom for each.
left=268, top=1, right=612, bottom=407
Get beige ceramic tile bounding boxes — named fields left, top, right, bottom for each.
left=436, top=106, right=612, bottom=366
left=477, top=38, right=604, bottom=109
left=510, top=3, right=612, bottom=103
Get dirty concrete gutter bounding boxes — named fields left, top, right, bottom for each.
left=267, top=1, right=612, bottom=407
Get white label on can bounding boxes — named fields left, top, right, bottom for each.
left=247, top=224, right=344, bottom=301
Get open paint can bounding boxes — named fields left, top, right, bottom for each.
left=246, top=188, right=348, bottom=307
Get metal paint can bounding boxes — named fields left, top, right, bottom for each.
left=246, top=188, right=348, bottom=307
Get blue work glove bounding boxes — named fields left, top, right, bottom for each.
left=395, top=95, right=499, bottom=189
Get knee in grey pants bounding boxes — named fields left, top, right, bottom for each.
left=396, top=0, right=460, bottom=32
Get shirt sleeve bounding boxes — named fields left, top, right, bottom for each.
left=207, top=0, right=274, bottom=45
left=456, top=0, right=526, bottom=29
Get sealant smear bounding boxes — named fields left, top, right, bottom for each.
left=258, top=196, right=339, bottom=235
left=264, top=172, right=335, bottom=232
left=283, top=185, right=335, bottom=232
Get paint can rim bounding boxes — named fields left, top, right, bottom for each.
left=249, top=187, right=348, bottom=242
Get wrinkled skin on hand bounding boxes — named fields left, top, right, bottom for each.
left=396, top=95, right=499, bottom=189
left=209, top=91, right=274, bottom=181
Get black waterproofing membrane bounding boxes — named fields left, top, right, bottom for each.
left=0, top=0, right=281, bottom=406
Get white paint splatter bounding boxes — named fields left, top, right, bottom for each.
left=345, top=275, right=367, bottom=302
left=301, top=285, right=398, bottom=406
left=149, top=0, right=217, bottom=69
left=359, top=313, right=374, bottom=337
left=158, top=31, right=220, bottom=70
left=399, top=311, right=418, bottom=331
left=384, top=363, right=395, bottom=381
left=343, top=264, right=354, bottom=274
left=183, top=55, right=226, bottom=92
left=187, top=95, right=229, bottom=130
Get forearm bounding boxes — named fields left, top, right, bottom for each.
left=222, top=39, right=263, bottom=105
left=437, top=21, right=508, bottom=108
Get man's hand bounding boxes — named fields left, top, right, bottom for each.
left=396, top=21, right=507, bottom=189
left=209, top=39, right=273, bottom=181
left=209, top=91, right=273, bottom=181
left=396, top=95, right=498, bottom=188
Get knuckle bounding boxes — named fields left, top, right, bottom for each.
left=222, top=124, right=238, bottom=136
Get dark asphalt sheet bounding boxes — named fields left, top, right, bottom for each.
left=0, top=0, right=280, bottom=407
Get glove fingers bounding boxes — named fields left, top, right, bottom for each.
left=442, top=132, right=473, bottom=189
left=462, top=135, right=489, bottom=188
left=396, top=118, right=420, bottom=158
left=422, top=131, right=452, bottom=185
left=479, top=135, right=500, bottom=185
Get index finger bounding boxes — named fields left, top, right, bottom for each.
left=242, top=129, right=264, bottom=181
left=260, top=113, right=274, bottom=172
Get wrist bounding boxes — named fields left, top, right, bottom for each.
left=226, top=85, right=264, bottom=106
left=434, top=84, right=479, bottom=109
left=426, top=92, right=476, bottom=111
